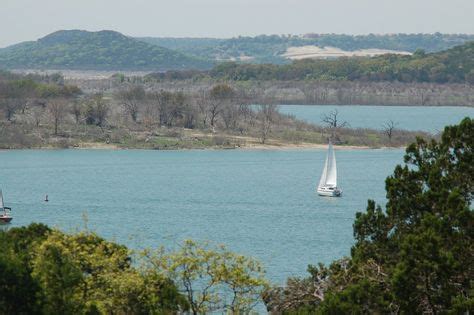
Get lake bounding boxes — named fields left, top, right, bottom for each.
left=279, top=105, right=474, bottom=133
left=0, top=148, right=403, bottom=284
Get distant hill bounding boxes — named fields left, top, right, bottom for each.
left=139, top=33, right=474, bottom=64
left=0, top=30, right=213, bottom=71
left=207, top=41, right=474, bottom=83
left=145, top=41, right=474, bottom=84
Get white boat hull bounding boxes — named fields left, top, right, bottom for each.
left=317, top=187, right=342, bottom=197
left=0, top=214, right=12, bottom=224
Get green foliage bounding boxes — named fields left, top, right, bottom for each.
left=32, top=233, right=84, bottom=314
left=0, top=75, right=81, bottom=106
left=354, top=117, right=473, bottom=313
left=0, top=224, right=188, bottom=315
left=0, top=224, right=50, bottom=314
left=265, top=118, right=473, bottom=314
left=208, top=41, right=474, bottom=83
left=145, top=239, right=269, bottom=314
left=0, top=30, right=213, bottom=71
left=210, top=83, right=235, bottom=99
left=0, top=224, right=267, bottom=314
left=0, top=241, right=43, bottom=314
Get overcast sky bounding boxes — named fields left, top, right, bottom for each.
left=1, top=0, right=473, bottom=47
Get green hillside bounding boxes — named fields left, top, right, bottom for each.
left=145, top=41, right=474, bottom=84
left=0, top=30, right=213, bottom=71
left=139, top=33, right=474, bottom=64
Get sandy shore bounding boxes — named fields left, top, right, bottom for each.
left=238, top=142, right=372, bottom=150
left=188, top=133, right=376, bottom=150
left=73, top=142, right=120, bottom=149
left=71, top=141, right=374, bottom=151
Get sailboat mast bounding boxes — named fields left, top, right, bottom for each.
left=0, top=190, right=4, bottom=211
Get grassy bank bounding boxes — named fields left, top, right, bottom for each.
left=0, top=121, right=429, bottom=150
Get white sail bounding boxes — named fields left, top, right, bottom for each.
left=326, top=142, right=337, bottom=186
left=0, top=190, right=3, bottom=210
left=318, top=154, right=329, bottom=188
left=318, top=142, right=337, bottom=188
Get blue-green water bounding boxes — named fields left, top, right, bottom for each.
left=279, top=105, right=474, bottom=133
left=1, top=149, right=403, bottom=284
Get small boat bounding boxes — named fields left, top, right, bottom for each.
left=45, top=194, right=49, bottom=202
left=317, top=141, right=342, bottom=197
left=0, top=190, right=13, bottom=224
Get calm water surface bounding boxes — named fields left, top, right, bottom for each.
left=1, top=149, right=403, bottom=284
left=279, top=105, right=474, bottom=133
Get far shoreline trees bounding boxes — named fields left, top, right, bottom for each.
left=209, top=41, right=474, bottom=84
left=0, top=70, right=438, bottom=149
left=140, top=41, right=474, bottom=85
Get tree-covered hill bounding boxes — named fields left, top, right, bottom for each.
left=0, top=30, right=213, bottom=71
left=139, top=33, right=474, bottom=64
left=207, top=41, right=474, bottom=83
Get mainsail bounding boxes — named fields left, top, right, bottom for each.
left=318, top=142, right=337, bottom=187
left=318, top=154, right=329, bottom=188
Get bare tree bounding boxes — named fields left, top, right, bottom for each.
left=167, top=92, right=186, bottom=127
left=153, top=90, right=173, bottom=127
left=221, top=104, right=239, bottom=130
left=142, top=101, right=159, bottom=131
left=47, top=99, right=68, bottom=135
left=322, top=109, right=348, bottom=129
left=321, top=109, right=349, bottom=141
left=85, top=94, right=109, bottom=127
left=182, top=102, right=197, bottom=129
left=1, top=99, right=24, bottom=122
left=117, top=86, right=145, bottom=123
left=208, top=84, right=235, bottom=128
left=30, top=105, right=44, bottom=127
left=196, top=92, right=210, bottom=127
left=258, top=104, right=278, bottom=144
left=208, top=100, right=222, bottom=129
left=71, top=101, right=82, bottom=124
left=382, top=120, right=398, bottom=142
left=157, top=91, right=184, bottom=127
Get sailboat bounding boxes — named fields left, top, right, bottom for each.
left=0, top=190, right=13, bottom=224
left=317, top=141, right=342, bottom=197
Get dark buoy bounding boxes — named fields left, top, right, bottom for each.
left=44, top=194, right=49, bottom=202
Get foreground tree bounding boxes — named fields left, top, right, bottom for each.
left=0, top=224, right=50, bottom=315
left=350, top=116, right=473, bottom=313
left=32, top=234, right=84, bottom=314
left=145, top=240, right=268, bottom=314
left=0, top=224, right=188, bottom=315
left=265, top=117, right=473, bottom=314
